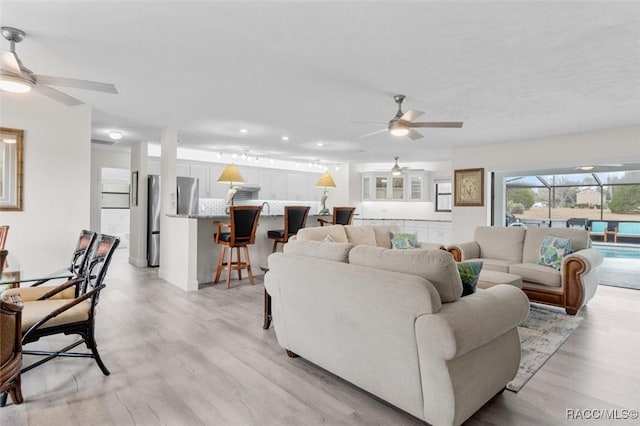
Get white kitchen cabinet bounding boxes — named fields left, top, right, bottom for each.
left=189, top=163, right=210, bottom=198
left=287, top=172, right=310, bottom=201
left=362, top=171, right=428, bottom=201
left=264, top=172, right=288, bottom=200
left=209, top=164, right=229, bottom=199
left=428, top=222, right=452, bottom=245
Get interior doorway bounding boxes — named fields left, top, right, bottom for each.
left=100, top=167, right=130, bottom=249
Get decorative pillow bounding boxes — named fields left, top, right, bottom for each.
left=323, top=234, right=336, bottom=243
left=537, top=235, right=573, bottom=270
left=390, top=232, right=419, bottom=249
left=457, top=261, right=483, bottom=297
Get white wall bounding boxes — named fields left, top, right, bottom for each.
left=451, top=126, right=640, bottom=241
left=0, top=93, right=91, bottom=277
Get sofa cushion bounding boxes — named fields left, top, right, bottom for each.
left=522, top=227, right=590, bottom=264
left=537, top=235, right=573, bottom=270
left=344, top=225, right=377, bottom=246
left=390, top=232, right=419, bottom=249
left=465, top=258, right=513, bottom=273
left=283, top=240, right=353, bottom=263
left=372, top=225, right=401, bottom=248
left=508, top=262, right=562, bottom=287
left=457, top=261, right=483, bottom=296
left=474, top=226, right=525, bottom=264
left=296, top=224, right=348, bottom=243
left=349, top=245, right=463, bottom=303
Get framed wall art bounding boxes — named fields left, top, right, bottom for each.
left=0, top=127, right=24, bottom=211
left=454, top=168, right=484, bottom=207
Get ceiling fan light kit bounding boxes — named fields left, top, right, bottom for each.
left=0, top=72, right=34, bottom=93
left=391, top=156, right=403, bottom=176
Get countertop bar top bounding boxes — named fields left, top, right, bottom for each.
left=356, top=218, right=451, bottom=222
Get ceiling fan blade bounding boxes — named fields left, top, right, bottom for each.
left=360, top=128, right=388, bottom=138
left=411, top=121, right=464, bottom=128
left=408, top=129, right=423, bottom=140
left=35, top=75, right=118, bottom=94
left=33, top=84, right=84, bottom=106
left=1, top=50, right=22, bottom=75
left=401, top=110, right=424, bottom=122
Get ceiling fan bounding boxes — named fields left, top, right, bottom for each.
left=356, top=94, right=463, bottom=140
left=390, top=156, right=410, bottom=176
left=0, top=26, right=118, bottom=106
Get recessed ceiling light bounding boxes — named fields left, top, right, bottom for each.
left=109, top=131, right=123, bottom=140
left=579, top=165, right=595, bottom=171
left=282, top=136, right=289, bottom=141
left=232, top=153, right=238, bottom=159
left=240, top=129, right=248, bottom=133
left=216, top=152, right=222, bottom=159
left=316, top=142, right=323, bottom=147
left=335, top=165, right=340, bottom=171
left=269, top=158, right=275, bottom=164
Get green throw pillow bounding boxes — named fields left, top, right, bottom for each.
left=390, top=232, right=419, bottom=249
left=457, top=261, right=483, bottom=297
left=537, top=235, right=573, bottom=270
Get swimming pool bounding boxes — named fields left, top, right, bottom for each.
left=592, top=243, right=640, bottom=259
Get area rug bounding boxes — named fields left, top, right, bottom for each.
left=507, top=305, right=584, bottom=392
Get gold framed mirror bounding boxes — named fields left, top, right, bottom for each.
left=0, top=127, right=24, bottom=211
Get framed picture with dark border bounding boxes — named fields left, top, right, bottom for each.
left=454, top=168, right=484, bottom=206
left=131, top=171, right=138, bottom=206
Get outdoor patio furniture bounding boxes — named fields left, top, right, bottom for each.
left=614, top=222, right=640, bottom=243
left=588, top=221, right=608, bottom=241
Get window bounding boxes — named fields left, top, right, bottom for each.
left=375, top=177, right=388, bottom=199
left=435, top=182, right=452, bottom=212
left=362, top=176, right=371, bottom=200
left=391, top=177, right=404, bottom=199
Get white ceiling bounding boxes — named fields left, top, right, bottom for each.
left=2, top=1, right=639, bottom=165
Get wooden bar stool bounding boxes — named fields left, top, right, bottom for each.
left=214, top=206, right=262, bottom=288
left=318, top=207, right=356, bottom=226
left=267, top=206, right=311, bottom=253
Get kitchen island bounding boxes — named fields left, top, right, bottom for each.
left=159, top=213, right=324, bottom=291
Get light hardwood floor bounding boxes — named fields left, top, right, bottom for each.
left=1, top=250, right=638, bottom=425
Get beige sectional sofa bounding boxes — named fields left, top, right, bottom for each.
left=448, top=226, right=603, bottom=315
left=265, top=236, right=529, bottom=426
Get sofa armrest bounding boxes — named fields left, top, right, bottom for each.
left=415, top=285, right=529, bottom=360
left=561, top=248, right=603, bottom=314
left=447, top=241, right=480, bottom=262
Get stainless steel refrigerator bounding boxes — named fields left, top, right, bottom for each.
left=147, top=175, right=161, bottom=267
left=177, top=176, right=199, bottom=215
left=147, top=175, right=199, bottom=267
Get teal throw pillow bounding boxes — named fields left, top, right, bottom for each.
left=457, top=261, right=483, bottom=297
left=537, top=235, right=573, bottom=270
left=390, top=232, right=419, bottom=249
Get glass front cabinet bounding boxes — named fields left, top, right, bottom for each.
left=361, top=171, right=428, bottom=201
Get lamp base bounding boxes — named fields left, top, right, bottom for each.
left=318, top=208, right=331, bottom=216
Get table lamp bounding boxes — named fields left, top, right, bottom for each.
left=316, top=172, right=336, bottom=216
left=218, top=164, right=245, bottom=207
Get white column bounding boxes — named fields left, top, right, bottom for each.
left=129, top=141, right=148, bottom=267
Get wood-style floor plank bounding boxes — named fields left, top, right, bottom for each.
left=1, top=251, right=638, bottom=425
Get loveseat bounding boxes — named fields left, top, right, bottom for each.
left=265, top=240, right=529, bottom=426
left=448, top=226, right=603, bottom=315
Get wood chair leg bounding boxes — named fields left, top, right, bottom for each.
left=271, top=239, right=278, bottom=253
left=286, top=349, right=299, bottom=358
left=236, top=247, right=243, bottom=281
left=10, top=375, right=23, bottom=404
left=263, top=289, right=272, bottom=329
left=214, top=246, right=225, bottom=283
left=244, top=246, right=255, bottom=285
left=225, top=246, right=232, bottom=289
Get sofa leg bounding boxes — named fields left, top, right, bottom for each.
left=496, top=387, right=506, bottom=396
left=566, top=307, right=578, bottom=315
left=286, top=349, right=299, bottom=358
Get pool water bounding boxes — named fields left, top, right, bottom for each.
left=593, top=244, right=640, bottom=259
